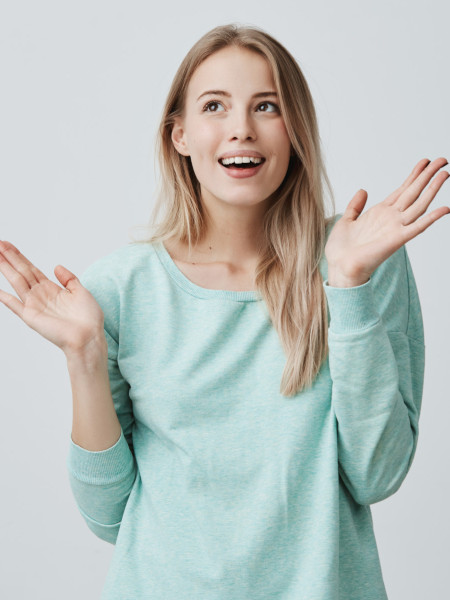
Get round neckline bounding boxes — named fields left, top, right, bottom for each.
left=153, top=241, right=262, bottom=302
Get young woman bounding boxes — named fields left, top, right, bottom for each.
left=0, top=23, right=448, bottom=600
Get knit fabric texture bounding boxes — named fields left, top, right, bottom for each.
left=67, top=215, right=425, bottom=599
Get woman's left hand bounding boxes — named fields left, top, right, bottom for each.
left=325, top=156, right=450, bottom=287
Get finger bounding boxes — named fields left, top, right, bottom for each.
left=396, top=157, right=448, bottom=212
left=403, top=206, right=450, bottom=240
left=0, top=288, right=24, bottom=319
left=384, top=158, right=431, bottom=205
left=0, top=252, right=34, bottom=301
left=343, top=189, right=368, bottom=221
left=401, top=171, right=450, bottom=225
left=54, top=265, right=80, bottom=293
left=0, top=240, right=47, bottom=285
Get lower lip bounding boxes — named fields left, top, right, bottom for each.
left=218, top=161, right=265, bottom=179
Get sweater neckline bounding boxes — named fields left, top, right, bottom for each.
left=153, top=241, right=262, bottom=302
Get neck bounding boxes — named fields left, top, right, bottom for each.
left=191, top=190, right=270, bottom=267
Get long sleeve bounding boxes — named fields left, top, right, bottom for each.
left=66, top=261, right=138, bottom=544
left=60, top=241, right=403, bottom=597
left=323, top=243, right=425, bottom=506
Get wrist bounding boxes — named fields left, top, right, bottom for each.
left=64, top=333, right=108, bottom=368
left=327, top=270, right=370, bottom=288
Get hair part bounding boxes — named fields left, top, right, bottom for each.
left=131, top=23, right=336, bottom=397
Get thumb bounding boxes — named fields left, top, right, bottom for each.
left=54, top=265, right=80, bottom=292
left=345, top=189, right=368, bottom=220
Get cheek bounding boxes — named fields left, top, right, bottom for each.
left=274, top=122, right=291, bottom=148
left=186, top=127, right=219, bottom=180
left=192, top=122, right=220, bottom=155
left=262, top=121, right=291, bottom=160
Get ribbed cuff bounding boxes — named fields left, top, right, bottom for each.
left=67, top=429, right=135, bottom=485
left=323, top=277, right=380, bottom=333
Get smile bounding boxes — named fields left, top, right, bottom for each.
left=218, top=159, right=265, bottom=179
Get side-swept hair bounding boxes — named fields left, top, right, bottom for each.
left=132, top=23, right=336, bottom=397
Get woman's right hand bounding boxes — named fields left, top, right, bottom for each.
left=0, top=240, right=105, bottom=356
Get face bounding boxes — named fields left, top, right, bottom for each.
left=171, top=46, right=292, bottom=212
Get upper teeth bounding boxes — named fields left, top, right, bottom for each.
left=220, top=156, right=263, bottom=165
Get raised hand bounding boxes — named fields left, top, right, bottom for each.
left=0, top=241, right=105, bottom=356
left=324, top=157, right=450, bottom=287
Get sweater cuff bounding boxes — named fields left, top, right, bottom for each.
left=323, top=277, right=380, bottom=333
left=67, top=429, right=135, bottom=485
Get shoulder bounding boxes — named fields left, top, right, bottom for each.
left=81, top=242, right=154, bottom=277
left=79, top=242, right=157, bottom=302
left=78, top=242, right=160, bottom=342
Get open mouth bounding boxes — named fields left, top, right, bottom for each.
left=218, top=158, right=266, bottom=169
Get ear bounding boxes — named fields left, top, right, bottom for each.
left=171, top=117, right=190, bottom=157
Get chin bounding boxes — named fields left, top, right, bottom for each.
left=222, top=194, right=270, bottom=207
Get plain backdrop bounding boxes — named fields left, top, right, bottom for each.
left=0, top=1, right=448, bottom=598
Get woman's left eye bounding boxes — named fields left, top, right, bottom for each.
left=202, top=100, right=279, bottom=113
left=257, top=102, right=279, bottom=112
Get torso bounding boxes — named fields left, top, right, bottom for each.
left=163, top=238, right=257, bottom=292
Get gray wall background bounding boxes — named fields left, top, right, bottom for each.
left=0, top=1, right=448, bottom=598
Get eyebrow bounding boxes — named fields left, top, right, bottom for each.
left=196, top=90, right=278, bottom=102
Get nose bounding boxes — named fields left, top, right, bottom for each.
left=228, top=108, right=256, bottom=141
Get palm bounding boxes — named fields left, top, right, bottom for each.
left=21, top=278, right=103, bottom=350
left=325, top=157, right=449, bottom=283
left=0, top=241, right=104, bottom=354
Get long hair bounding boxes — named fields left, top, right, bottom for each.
left=131, top=23, right=336, bottom=397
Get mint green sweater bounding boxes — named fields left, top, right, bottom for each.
left=67, top=215, right=425, bottom=599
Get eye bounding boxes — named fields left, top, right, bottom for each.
left=257, top=102, right=279, bottom=113
left=202, top=100, right=224, bottom=112
left=202, top=100, right=280, bottom=113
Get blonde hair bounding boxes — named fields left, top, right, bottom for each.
left=132, top=23, right=336, bottom=397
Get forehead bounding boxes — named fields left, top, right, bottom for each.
left=186, top=46, right=276, bottom=99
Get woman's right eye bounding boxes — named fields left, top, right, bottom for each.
left=203, top=101, right=224, bottom=112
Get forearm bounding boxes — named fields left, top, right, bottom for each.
left=330, top=323, right=420, bottom=505
left=65, top=334, right=137, bottom=543
left=66, top=334, right=122, bottom=451
left=324, top=262, right=424, bottom=506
